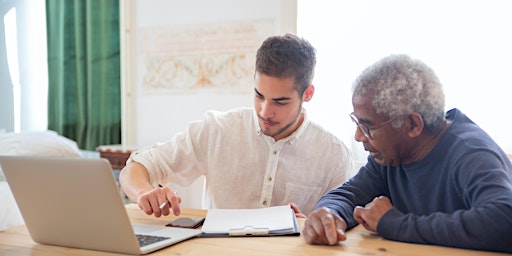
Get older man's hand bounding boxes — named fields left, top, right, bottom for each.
left=353, top=196, right=392, bottom=232
left=303, top=207, right=347, bottom=245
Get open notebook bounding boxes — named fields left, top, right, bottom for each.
left=201, top=205, right=300, bottom=237
left=0, top=156, right=201, bottom=255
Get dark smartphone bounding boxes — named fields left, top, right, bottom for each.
left=166, top=217, right=205, bottom=229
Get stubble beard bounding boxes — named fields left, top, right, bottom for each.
left=261, top=103, right=303, bottom=140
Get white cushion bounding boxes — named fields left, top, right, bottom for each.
left=0, top=130, right=81, bottom=179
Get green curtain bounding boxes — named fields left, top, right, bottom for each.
left=46, top=0, right=121, bottom=150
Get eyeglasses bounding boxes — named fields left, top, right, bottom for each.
left=349, top=113, right=394, bottom=139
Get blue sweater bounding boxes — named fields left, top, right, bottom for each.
left=316, top=109, right=512, bottom=253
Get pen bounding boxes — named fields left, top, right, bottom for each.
left=159, top=201, right=169, bottom=210
left=158, top=191, right=179, bottom=210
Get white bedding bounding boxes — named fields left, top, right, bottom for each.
left=0, top=130, right=82, bottom=230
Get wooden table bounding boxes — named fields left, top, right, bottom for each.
left=0, top=204, right=509, bottom=256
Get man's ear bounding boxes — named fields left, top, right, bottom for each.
left=406, top=112, right=424, bottom=138
left=303, top=85, right=315, bottom=102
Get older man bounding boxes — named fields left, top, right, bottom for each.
left=303, top=54, right=512, bottom=253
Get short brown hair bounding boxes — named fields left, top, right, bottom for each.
left=255, top=33, right=316, bottom=96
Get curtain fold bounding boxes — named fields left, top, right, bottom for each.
left=46, top=0, right=121, bottom=150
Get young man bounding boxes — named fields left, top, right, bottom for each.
left=119, top=34, right=352, bottom=218
left=303, top=54, right=512, bottom=253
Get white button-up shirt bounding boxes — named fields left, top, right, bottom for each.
left=128, top=107, right=352, bottom=215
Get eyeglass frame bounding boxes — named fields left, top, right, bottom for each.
left=349, top=112, right=395, bottom=139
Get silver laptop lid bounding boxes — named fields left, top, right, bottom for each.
left=0, top=156, right=201, bottom=255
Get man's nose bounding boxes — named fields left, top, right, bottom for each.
left=354, top=126, right=367, bottom=142
left=260, top=101, right=274, bottom=118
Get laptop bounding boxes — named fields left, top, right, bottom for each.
left=0, top=155, right=201, bottom=255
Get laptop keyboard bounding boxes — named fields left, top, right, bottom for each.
left=136, top=234, right=171, bottom=247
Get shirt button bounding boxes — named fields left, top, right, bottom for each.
left=267, top=177, right=272, bottom=182
left=273, top=150, right=277, bottom=154
left=262, top=200, right=268, bottom=206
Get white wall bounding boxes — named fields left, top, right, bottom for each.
left=0, top=0, right=47, bottom=133
left=122, top=0, right=297, bottom=208
left=298, top=0, right=512, bottom=165
left=124, top=0, right=296, bottom=148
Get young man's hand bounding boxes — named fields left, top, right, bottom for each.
left=137, top=185, right=181, bottom=217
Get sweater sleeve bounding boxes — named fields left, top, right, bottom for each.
left=377, top=149, right=512, bottom=253
left=315, top=157, right=389, bottom=229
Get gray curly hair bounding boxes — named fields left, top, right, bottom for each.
left=352, top=54, right=445, bottom=133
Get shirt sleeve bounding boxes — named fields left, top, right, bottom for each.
left=325, top=140, right=354, bottom=192
left=127, top=114, right=214, bottom=187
